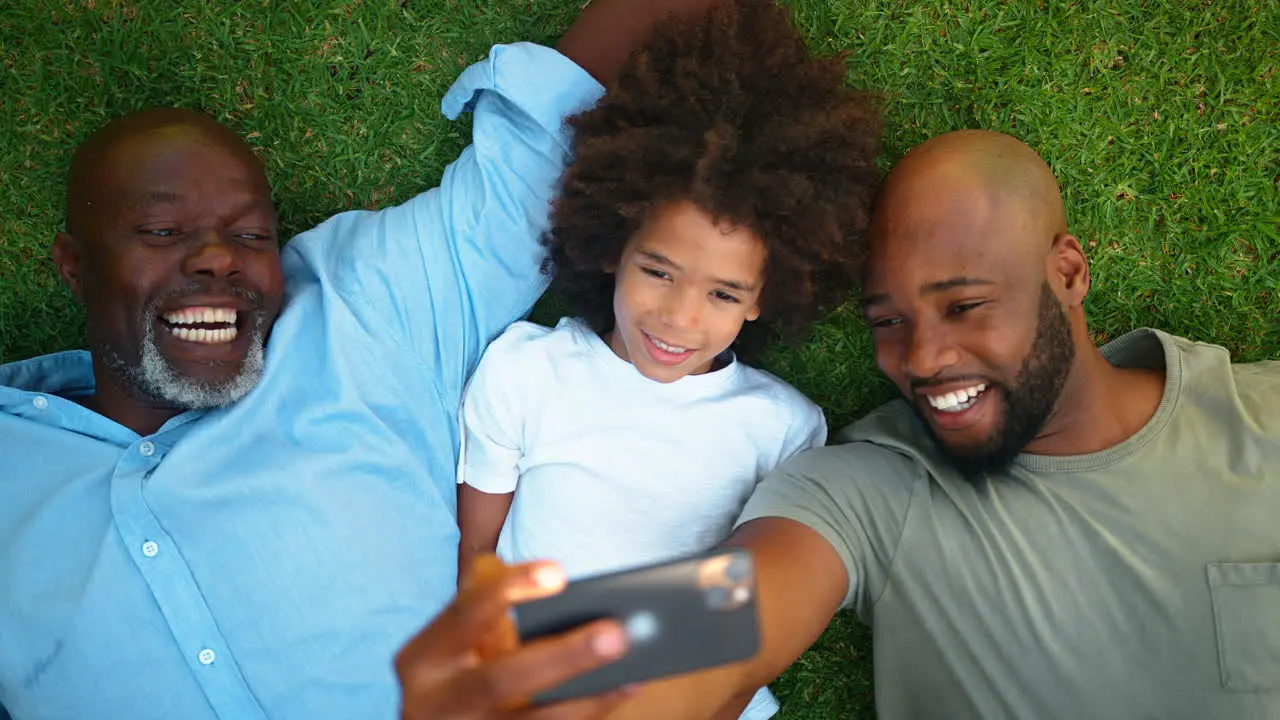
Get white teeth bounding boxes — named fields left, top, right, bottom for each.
left=927, top=383, right=988, bottom=412
left=161, top=307, right=238, bottom=327
left=168, top=324, right=238, bottom=344
left=647, top=333, right=689, bottom=354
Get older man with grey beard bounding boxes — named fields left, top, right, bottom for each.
left=0, top=1, right=717, bottom=718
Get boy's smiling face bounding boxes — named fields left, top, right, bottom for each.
left=606, top=200, right=765, bottom=383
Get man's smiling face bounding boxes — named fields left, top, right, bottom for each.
left=862, top=152, right=1076, bottom=477
left=56, top=112, right=285, bottom=409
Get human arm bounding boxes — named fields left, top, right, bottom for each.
left=292, top=0, right=719, bottom=404
left=458, top=485, right=515, bottom=588
left=598, top=518, right=849, bottom=720
left=401, top=416, right=917, bottom=718
left=455, top=325, right=537, bottom=586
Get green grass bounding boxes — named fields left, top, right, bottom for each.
left=2, top=0, right=1277, bottom=718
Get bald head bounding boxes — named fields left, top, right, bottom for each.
left=873, top=130, right=1066, bottom=255
left=66, top=108, right=265, bottom=240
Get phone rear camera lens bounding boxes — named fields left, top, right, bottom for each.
left=723, top=554, right=751, bottom=584
left=705, top=585, right=731, bottom=610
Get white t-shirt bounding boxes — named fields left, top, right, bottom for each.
left=457, top=317, right=827, bottom=720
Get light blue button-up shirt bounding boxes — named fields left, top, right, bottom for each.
left=0, top=43, right=603, bottom=720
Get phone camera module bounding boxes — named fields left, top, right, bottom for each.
left=723, top=553, right=752, bottom=584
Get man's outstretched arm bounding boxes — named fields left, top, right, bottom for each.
left=394, top=517, right=849, bottom=720
left=313, top=0, right=723, bottom=404
left=601, top=518, right=850, bottom=720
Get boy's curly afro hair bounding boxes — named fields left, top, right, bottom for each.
left=543, top=0, right=882, bottom=361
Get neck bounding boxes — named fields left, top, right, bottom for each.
left=86, top=359, right=186, bottom=436
left=1023, top=343, right=1165, bottom=457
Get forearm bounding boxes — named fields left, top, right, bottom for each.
left=709, top=690, right=756, bottom=720
left=604, top=518, right=849, bottom=719
left=556, top=0, right=719, bottom=85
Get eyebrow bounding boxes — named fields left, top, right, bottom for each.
left=861, top=276, right=996, bottom=309
left=636, top=248, right=758, bottom=291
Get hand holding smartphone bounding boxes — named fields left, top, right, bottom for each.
left=513, top=548, right=761, bottom=705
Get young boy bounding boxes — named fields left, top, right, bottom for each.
left=456, top=1, right=882, bottom=717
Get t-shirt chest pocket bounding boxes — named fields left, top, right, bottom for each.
left=1207, top=562, right=1280, bottom=692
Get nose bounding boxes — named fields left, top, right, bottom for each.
left=181, top=230, right=241, bottom=279
left=659, top=284, right=702, bottom=331
left=902, top=321, right=960, bottom=380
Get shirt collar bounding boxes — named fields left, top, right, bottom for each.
left=1, top=349, right=206, bottom=442
left=0, top=350, right=96, bottom=397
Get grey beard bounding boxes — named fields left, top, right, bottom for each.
left=97, top=313, right=268, bottom=411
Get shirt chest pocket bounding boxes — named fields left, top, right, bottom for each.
left=1207, top=562, right=1280, bottom=692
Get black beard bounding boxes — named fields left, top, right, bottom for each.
left=915, top=283, right=1076, bottom=480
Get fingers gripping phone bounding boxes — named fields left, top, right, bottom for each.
left=513, top=548, right=760, bottom=705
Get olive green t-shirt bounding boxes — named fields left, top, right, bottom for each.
left=740, top=329, right=1280, bottom=719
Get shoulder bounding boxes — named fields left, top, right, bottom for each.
left=739, top=416, right=930, bottom=611
left=734, top=364, right=824, bottom=423
left=777, top=411, right=930, bottom=499
left=1168, top=331, right=1280, bottom=435
left=479, top=317, right=599, bottom=370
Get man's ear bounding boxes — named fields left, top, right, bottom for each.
left=1051, top=232, right=1090, bottom=308
left=52, top=232, right=85, bottom=302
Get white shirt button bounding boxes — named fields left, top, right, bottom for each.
left=142, top=541, right=159, bottom=558
left=32, top=396, right=48, bottom=410
left=139, top=441, right=156, bottom=456
left=198, top=648, right=216, bottom=665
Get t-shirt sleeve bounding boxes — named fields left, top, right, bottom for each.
left=456, top=324, right=544, bottom=495
left=780, top=399, right=828, bottom=460
left=736, top=440, right=921, bottom=616
left=284, top=43, right=604, bottom=406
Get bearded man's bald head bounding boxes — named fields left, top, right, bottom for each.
left=872, top=129, right=1068, bottom=264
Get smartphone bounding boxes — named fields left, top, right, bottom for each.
left=512, top=547, right=760, bottom=705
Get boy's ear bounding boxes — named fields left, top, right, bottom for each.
left=745, top=303, right=761, bottom=322
left=52, top=232, right=85, bottom=302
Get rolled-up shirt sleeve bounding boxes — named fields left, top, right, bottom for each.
left=285, top=43, right=604, bottom=404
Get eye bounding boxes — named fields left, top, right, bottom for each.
left=641, top=266, right=671, bottom=281
left=140, top=227, right=179, bottom=238
left=948, top=301, right=986, bottom=316
left=711, top=290, right=741, bottom=304
left=234, top=232, right=275, bottom=243
left=867, top=316, right=902, bottom=329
